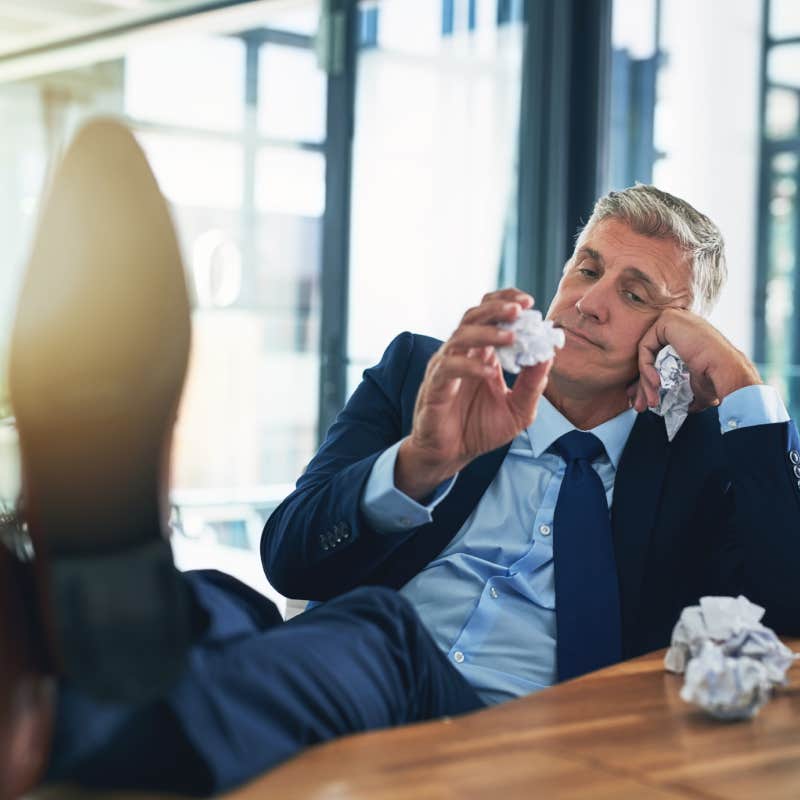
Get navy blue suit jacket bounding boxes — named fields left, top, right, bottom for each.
left=262, top=332, right=800, bottom=658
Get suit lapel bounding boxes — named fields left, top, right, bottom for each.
left=611, top=411, right=670, bottom=653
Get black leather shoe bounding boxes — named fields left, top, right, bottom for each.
left=7, top=118, right=194, bottom=710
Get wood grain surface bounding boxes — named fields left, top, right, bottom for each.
left=31, top=638, right=800, bottom=800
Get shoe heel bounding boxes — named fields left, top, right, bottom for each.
left=52, top=538, right=193, bottom=703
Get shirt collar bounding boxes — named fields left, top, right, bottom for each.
left=526, top=396, right=637, bottom=470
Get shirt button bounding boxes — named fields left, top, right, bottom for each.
left=489, top=587, right=499, bottom=599
left=726, top=419, right=739, bottom=429
left=790, top=450, right=800, bottom=465
left=453, top=651, right=465, bottom=664
left=539, top=524, right=551, bottom=536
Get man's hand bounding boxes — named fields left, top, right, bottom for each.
left=631, top=308, right=762, bottom=414
left=396, top=289, right=552, bottom=501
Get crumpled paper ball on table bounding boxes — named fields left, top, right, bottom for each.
left=664, top=595, right=797, bottom=720
left=650, top=345, right=693, bottom=441
left=681, top=642, right=775, bottom=720
left=495, top=309, right=565, bottom=374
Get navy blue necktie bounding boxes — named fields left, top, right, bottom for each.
left=552, top=430, right=622, bottom=680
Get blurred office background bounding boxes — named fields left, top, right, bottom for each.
left=0, top=0, right=797, bottom=612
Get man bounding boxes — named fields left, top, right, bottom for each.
left=1, top=119, right=482, bottom=799
left=262, top=185, right=800, bottom=704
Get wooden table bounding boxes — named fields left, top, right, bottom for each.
left=33, top=639, right=800, bottom=800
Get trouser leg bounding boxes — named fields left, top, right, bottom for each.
left=48, top=576, right=483, bottom=795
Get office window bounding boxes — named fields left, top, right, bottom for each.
left=0, top=0, right=613, bottom=610
left=118, top=22, right=327, bottom=499
left=608, top=0, right=659, bottom=190
left=0, top=1, right=327, bottom=609
left=125, top=36, right=246, bottom=132
left=610, top=0, right=764, bottom=360
left=757, top=0, right=800, bottom=418
left=258, top=43, right=327, bottom=142
left=346, top=0, right=526, bottom=390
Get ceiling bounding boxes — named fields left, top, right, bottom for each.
left=0, top=0, right=210, bottom=56
left=0, top=0, right=317, bottom=80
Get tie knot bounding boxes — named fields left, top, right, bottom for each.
left=553, top=430, right=605, bottom=464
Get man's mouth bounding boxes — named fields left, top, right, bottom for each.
left=557, top=325, right=603, bottom=349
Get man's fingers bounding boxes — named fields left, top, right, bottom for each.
left=637, top=320, right=668, bottom=383
left=629, top=376, right=654, bottom=413
left=688, top=396, right=720, bottom=413
left=448, top=290, right=537, bottom=357
left=636, top=317, right=671, bottom=410
left=639, top=363, right=662, bottom=408
left=442, top=323, right=514, bottom=356
left=507, top=359, right=552, bottom=424
left=479, top=288, right=534, bottom=308
left=626, top=379, right=643, bottom=412
left=460, top=298, right=529, bottom=328
left=687, top=374, right=719, bottom=413
left=427, top=354, right=495, bottom=395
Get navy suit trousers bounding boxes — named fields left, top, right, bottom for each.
left=47, top=569, right=483, bottom=795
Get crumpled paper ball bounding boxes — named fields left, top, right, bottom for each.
left=650, top=345, right=693, bottom=441
left=681, top=642, right=774, bottom=720
left=496, top=310, right=565, bottom=374
left=664, top=595, right=797, bottom=720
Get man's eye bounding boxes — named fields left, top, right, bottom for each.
left=623, top=290, right=645, bottom=304
left=578, top=267, right=598, bottom=278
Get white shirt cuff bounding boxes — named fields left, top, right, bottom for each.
left=361, top=440, right=458, bottom=534
left=718, top=384, right=790, bottom=434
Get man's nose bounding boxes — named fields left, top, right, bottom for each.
left=576, top=280, right=610, bottom=323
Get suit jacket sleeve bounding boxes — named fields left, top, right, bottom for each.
left=260, top=332, right=432, bottom=600
left=716, top=420, right=800, bottom=635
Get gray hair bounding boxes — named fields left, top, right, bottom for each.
left=576, top=184, right=727, bottom=315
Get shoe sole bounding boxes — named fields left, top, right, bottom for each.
left=8, top=118, right=194, bottom=703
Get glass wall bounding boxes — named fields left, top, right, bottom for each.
left=346, top=0, right=525, bottom=389
left=0, top=0, right=532, bottom=610
left=11, top=0, right=786, bottom=606
left=0, top=1, right=327, bottom=610
left=610, top=0, right=764, bottom=359
left=758, top=0, right=800, bottom=419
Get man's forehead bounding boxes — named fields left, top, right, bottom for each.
left=576, top=219, right=691, bottom=293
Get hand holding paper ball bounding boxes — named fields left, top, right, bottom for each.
left=394, top=290, right=553, bottom=502
left=495, top=309, right=565, bottom=373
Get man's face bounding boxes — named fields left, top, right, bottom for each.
left=545, top=218, right=692, bottom=395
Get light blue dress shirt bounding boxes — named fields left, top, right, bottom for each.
left=361, top=385, right=789, bottom=705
